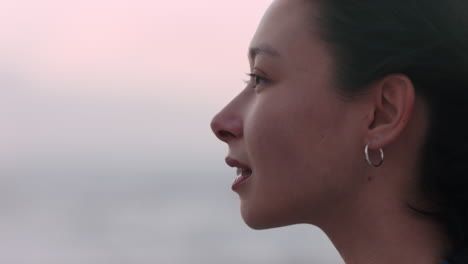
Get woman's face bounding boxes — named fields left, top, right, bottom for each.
left=210, top=0, right=369, bottom=229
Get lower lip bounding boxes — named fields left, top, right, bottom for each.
left=231, top=172, right=253, bottom=191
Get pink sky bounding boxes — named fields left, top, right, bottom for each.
left=1, top=0, right=272, bottom=98
left=2, top=0, right=274, bottom=172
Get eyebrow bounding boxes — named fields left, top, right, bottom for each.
left=248, top=44, right=281, bottom=60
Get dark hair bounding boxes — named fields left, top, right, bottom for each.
left=312, top=0, right=468, bottom=262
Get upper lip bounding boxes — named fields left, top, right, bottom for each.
left=225, top=156, right=251, bottom=170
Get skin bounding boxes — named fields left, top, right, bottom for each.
left=210, top=0, right=451, bottom=263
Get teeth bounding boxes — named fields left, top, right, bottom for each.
left=236, top=168, right=252, bottom=176
left=232, top=168, right=254, bottom=188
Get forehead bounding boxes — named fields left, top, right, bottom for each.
left=249, top=0, right=321, bottom=63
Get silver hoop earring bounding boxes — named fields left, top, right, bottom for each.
left=364, top=143, right=384, bottom=168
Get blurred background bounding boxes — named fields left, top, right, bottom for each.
left=2, top=0, right=343, bottom=263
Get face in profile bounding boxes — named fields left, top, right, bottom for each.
left=210, top=0, right=369, bottom=229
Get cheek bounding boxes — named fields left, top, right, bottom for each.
left=242, top=96, right=336, bottom=218
left=241, top=91, right=364, bottom=226
left=245, top=97, right=313, bottom=173
left=246, top=92, right=336, bottom=177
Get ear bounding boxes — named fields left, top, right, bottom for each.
left=364, top=74, right=416, bottom=149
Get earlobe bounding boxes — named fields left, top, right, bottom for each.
left=364, top=74, right=416, bottom=150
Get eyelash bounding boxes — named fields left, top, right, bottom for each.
left=243, top=72, right=269, bottom=88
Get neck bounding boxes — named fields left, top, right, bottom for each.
left=313, top=170, right=451, bottom=264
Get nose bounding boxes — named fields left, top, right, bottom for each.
left=210, top=107, right=243, bottom=143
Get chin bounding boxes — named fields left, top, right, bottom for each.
left=243, top=217, right=281, bottom=230
left=240, top=205, right=297, bottom=230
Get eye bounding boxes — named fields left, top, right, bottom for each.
left=244, top=72, right=269, bottom=89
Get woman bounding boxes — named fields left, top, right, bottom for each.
left=210, top=0, right=468, bottom=263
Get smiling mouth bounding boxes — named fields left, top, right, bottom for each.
left=232, top=168, right=253, bottom=190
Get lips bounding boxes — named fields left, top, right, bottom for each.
left=225, top=157, right=253, bottom=190
left=232, top=167, right=253, bottom=190
left=225, top=156, right=251, bottom=170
